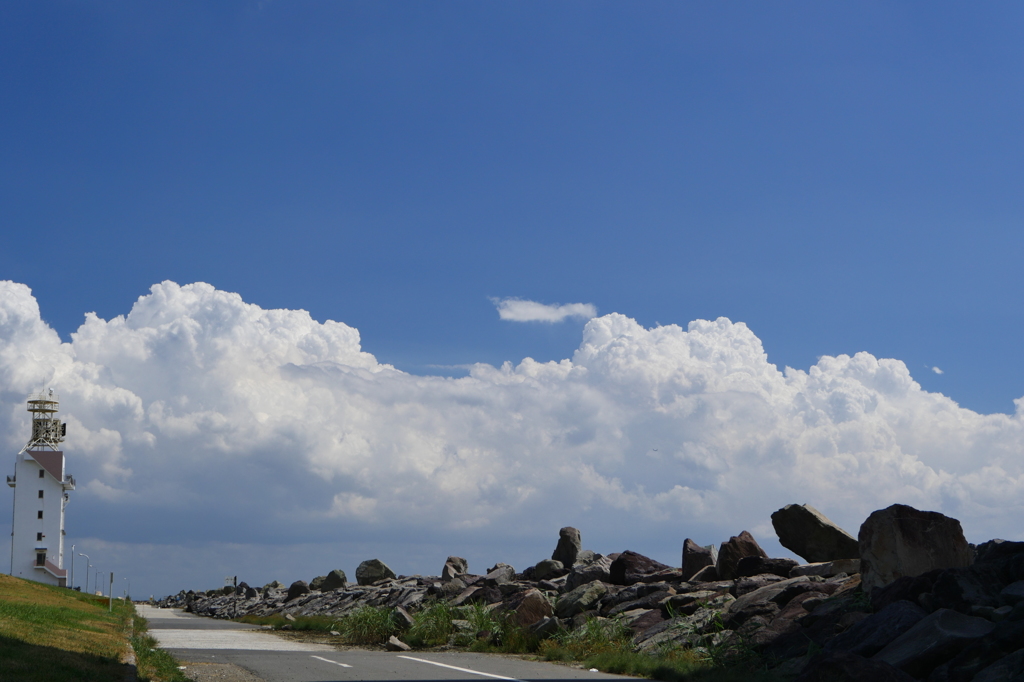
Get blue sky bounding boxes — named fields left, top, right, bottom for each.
left=3, top=3, right=1024, bottom=596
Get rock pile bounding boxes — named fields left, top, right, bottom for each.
left=155, top=503, right=1024, bottom=681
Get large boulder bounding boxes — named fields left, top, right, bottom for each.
left=681, top=539, right=717, bottom=581
left=609, top=550, right=671, bottom=585
left=716, top=531, right=768, bottom=580
left=859, top=504, right=974, bottom=594
left=533, top=559, right=565, bottom=581
left=321, top=569, right=348, bottom=591
left=286, top=580, right=310, bottom=601
left=500, top=588, right=554, bottom=627
left=441, top=556, right=467, bottom=582
left=552, top=527, right=582, bottom=567
left=355, top=559, right=397, bottom=586
left=772, top=504, right=859, bottom=563
left=309, top=575, right=328, bottom=591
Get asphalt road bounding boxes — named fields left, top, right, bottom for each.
left=138, top=605, right=630, bottom=682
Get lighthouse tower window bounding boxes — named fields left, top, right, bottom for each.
left=35, top=553, right=45, bottom=566
left=39, top=469, right=44, bottom=478
left=37, top=510, right=43, bottom=519
left=38, top=490, right=43, bottom=498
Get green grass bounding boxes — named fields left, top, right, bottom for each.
left=132, top=612, right=190, bottom=682
left=0, top=574, right=134, bottom=681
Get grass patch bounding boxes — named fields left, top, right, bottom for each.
left=0, top=574, right=133, bottom=681
left=236, top=606, right=399, bottom=645
left=132, top=613, right=190, bottom=682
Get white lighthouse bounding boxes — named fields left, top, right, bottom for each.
left=7, top=391, right=75, bottom=586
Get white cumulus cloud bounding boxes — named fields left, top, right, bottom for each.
left=492, top=297, right=597, bottom=323
left=1, top=279, right=1023, bottom=598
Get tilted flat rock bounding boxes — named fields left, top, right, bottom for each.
left=772, top=504, right=859, bottom=563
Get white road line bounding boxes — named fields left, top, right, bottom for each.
left=397, top=656, right=524, bottom=681
left=311, top=655, right=353, bottom=668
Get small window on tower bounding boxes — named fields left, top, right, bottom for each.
left=36, top=553, right=45, bottom=566
left=38, top=490, right=44, bottom=499
left=39, top=469, right=45, bottom=478
left=36, top=532, right=43, bottom=541
left=37, top=510, right=43, bottom=519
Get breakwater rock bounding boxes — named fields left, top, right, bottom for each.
left=155, top=503, right=1024, bottom=680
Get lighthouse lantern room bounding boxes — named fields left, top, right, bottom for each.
left=7, top=390, right=75, bottom=586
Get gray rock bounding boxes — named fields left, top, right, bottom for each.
left=533, top=559, right=564, bottom=581
left=392, top=605, right=415, bottom=629
left=872, top=608, right=996, bottom=677
left=555, top=580, right=608, bottom=619
left=500, top=587, right=554, bottom=627
left=530, top=616, right=561, bottom=637
left=566, top=554, right=612, bottom=591
left=726, top=576, right=811, bottom=617
left=483, top=563, right=516, bottom=586
left=824, top=600, right=928, bottom=658
left=716, top=531, right=768, bottom=580
left=355, top=559, right=397, bottom=586
left=681, top=539, right=717, bottom=581
left=441, top=556, right=467, bottom=582
left=732, top=573, right=785, bottom=597
left=309, top=575, right=327, bottom=591
left=285, top=580, right=310, bottom=602
left=552, top=527, right=582, bottom=567
left=386, top=635, right=411, bottom=651
left=321, top=569, right=347, bottom=591
left=772, top=503, right=859, bottom=563
left=859, top=504, right=974, bottom=595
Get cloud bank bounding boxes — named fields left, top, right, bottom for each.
left=2, top=280, right=1023, bottom=595
left=492, top=297, right=597, bottom=322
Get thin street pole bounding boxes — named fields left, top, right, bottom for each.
left=69, top=544, right=74, bottom=590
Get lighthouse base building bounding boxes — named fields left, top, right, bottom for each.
left=7, top=393, right=74, bottom=587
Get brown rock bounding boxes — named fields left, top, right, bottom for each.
left=681, top=539, right=717, bottom=581
left=858, top=504, right=974, bottom=594
left=716, top=531, right=768, bottom=580
left=501, top=588, right=553, bottom=627
left=609, top=550, right=671, bottom=585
